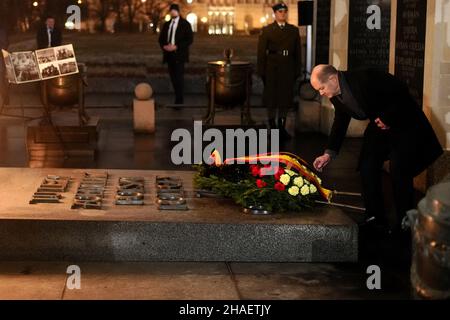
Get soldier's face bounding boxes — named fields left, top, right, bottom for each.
left=170, top=10, right=179, bottom=19
left=311, top=75, right=340, bottom=98
left=274, top=9, right=288, bottom=23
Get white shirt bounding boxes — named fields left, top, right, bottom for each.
left=277, top=22, right=286, bottom=29
left=167, top=16, right=180, bottom=45
left=47, top=28, right=52, bottom=47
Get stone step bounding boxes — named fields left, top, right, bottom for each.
left=0, top=168, right=358, bottom=262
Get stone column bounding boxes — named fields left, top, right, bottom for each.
left=320, top=0, right=369, bottom=137
left=422, top=0, right=450, bottom=185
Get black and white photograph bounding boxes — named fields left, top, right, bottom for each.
left=56, top=44, right=74, bottom=60
left=59, top=61, right=78, bottom=75
left=35, top=47, right=56, bottom=64
left=40, top=63, right=60, bottom=78
left=10, top=51, right=40, bottom=82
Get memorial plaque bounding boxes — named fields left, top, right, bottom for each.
left=315, top=0, right=331, bottom=65
left=395, top=0, right=427, bottom=107
left=348, top=0, right=391, bottom=71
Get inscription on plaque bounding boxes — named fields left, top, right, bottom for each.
left=395, top=0, right=427, bottom=107
left=315, top=0, right=331, bottom=65
left=71, top=172, right=108, bottom=209
left=116, top=177, right=145, bottom=205
left=30, top=175, right=70, bottom=204
left=348, top=0, right=391, bottom=71
left=156, top=176, right=188, bottom=211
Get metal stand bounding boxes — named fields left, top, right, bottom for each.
left=0, top=82, right=44, bottom=121
left=203, top=66, right=254, bottom=125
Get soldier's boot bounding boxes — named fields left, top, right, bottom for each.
left=278, top=117, right=291, bottom=140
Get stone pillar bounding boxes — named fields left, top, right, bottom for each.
left=133, top=83, right=155, bottom=134
left=422, top=0, right=450, bottom=186
left=319, top=0, right=369, bottom=137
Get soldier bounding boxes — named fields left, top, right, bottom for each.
left=257, top=2, right=302, bottom=139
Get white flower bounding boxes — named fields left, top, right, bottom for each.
left=288, top=186, right=299, bottom=196
left=284, top=169, right=297, bottom=176
left=309, top=184, right=317, bottom=194
left=279, top=174, right=291, bottom=185
left=293, top=177, right=304, bottom=187
left=300, top=185, right=310, bottom=196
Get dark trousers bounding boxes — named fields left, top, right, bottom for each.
left=167, top=55, right=185, bottom=104
left=359, top=123, right=415, bottom=230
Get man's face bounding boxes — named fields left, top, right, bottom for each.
left=311, top=74, right=340, bottom=99
left=274, top=9, right=288, bottom=23
left=170, top=9, right=179, bottom=19
left=46, top=18, right=55, bottom=29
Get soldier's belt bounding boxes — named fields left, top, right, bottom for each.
left=266, top=49, right=289, bottom=56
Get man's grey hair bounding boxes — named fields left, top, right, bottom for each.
left=317, top=65, right=338, bottom=83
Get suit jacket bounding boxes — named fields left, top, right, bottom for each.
left=257, top=22, right=302, bottom=108
left=327, top=68, right=443, bottom=176
left=158, top=18, right=193, bottom=63
left=36, top=25, right=62, bottom=49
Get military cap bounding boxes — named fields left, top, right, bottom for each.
left=272, top=2, right=288, bottom=12
left=169, top=4, right=180, bottom=12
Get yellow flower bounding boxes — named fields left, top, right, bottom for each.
left=288, top=186, right=299, bottom=196
left=284, top=169, right=297, bottom=176
left=293, top=177, right=304, bottom=187
left=300, top=185, right=310, bottom=196
left=310, top=184, right=317, bottom=194
left=279, top=174, right=291, bottom=185
left=316, top=177, right=322, bottom=184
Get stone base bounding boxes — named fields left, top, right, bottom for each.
left=26, top=117, right=99, bottom=168
left=427, top=150, right=450, bottom=186
left=0, top=168, right=358, bottom=262
left=133, top=98, right=155, bottom=133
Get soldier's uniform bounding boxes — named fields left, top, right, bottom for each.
left=257, top=3, right=302, bottom=135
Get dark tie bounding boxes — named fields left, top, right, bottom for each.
left=280, top=24, right=285, bottom=29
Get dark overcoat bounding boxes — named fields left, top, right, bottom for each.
left=257, top=22, right=302, bottom=109
left=158, top=18, right=193, bottom=64
left=36, top=25, right=62, bottom=49
left=327, top=68, right=443, bottom=177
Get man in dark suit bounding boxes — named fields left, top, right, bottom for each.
left=311, top=64, right=443, bottom=234
left=257, top=2, right=302, bottom=139
left=36, top=15, right=62, bottom=49
left=158, top=4, right=193, bottom=105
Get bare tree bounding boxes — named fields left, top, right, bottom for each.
left=89, top=0, right=113, bottom=32
left=122, top=0, right=145, bottom=32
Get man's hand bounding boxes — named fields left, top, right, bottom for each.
left=163, top=44, right=177, bottom=52
left=375, top=117, right=390, bottom=130
left=313, top=153, right=331, bottom=172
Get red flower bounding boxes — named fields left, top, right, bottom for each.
left=256, top=179, right=267, bottom=188
left=250, top=165, right=260, bottom=177
left=274, top=167, right=285, bottom=180
left=274, top=182, right=285, bottom=191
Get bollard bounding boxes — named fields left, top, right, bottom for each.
left=133, top=83, right=155, bottom=133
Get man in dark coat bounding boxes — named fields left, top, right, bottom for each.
left=36, top=15, right=62, bottom=49
left=311, top=64, right=443, bottom=233
left=257, top=2, right=302, bottom=138
left=158, top=4, right=193, bottom=105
